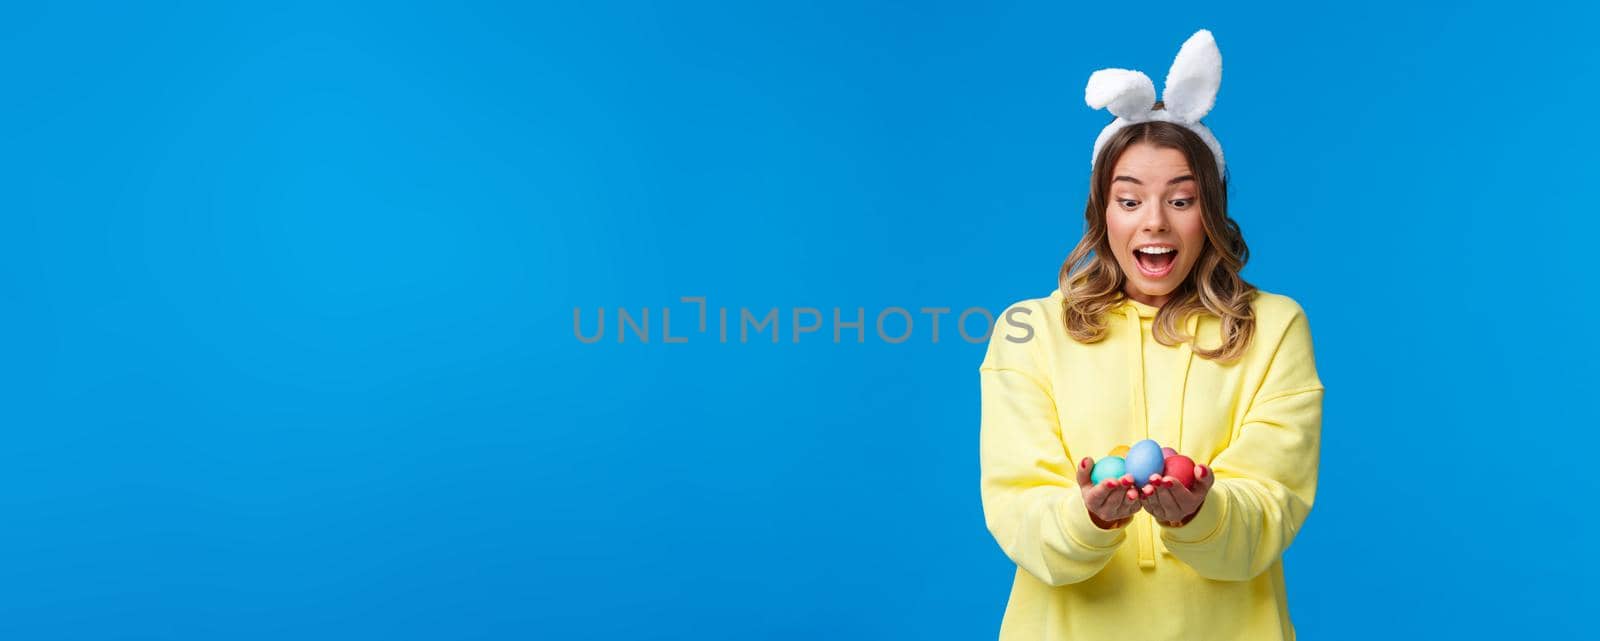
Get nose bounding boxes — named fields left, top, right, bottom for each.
left=1140, top=205, right=1170, bottom=232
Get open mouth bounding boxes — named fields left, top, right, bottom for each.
left=1133, top=246, right=1177, bottom=278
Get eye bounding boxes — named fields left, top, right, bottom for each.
left=1118, top=199, right=1140, bottom=210
left=1169, top=198, right=1193, bottom=209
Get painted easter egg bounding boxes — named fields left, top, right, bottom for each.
left=1161, top=447, right=1177, bottom=459
left=1090, top=456, right=1126, bottom=485
left=1163, top=455, right=1197, bottom=489
left=1125, top=439, right=1165, bottom=488
left=1109, top=444, right=1130, bottom=458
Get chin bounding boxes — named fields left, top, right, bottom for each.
left=1130, top=282, right=1178, bottom=298
left=1124, top=268, right=1192, bottom=299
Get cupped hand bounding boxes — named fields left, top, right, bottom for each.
left=1076, top=457, right=1142, bottom=529
left=1139, top=463, right=1216, bottom=527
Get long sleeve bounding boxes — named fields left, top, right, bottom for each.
left=979, top=304, right=1125, bottom=587
left=1160, top=304, right=1324, bottom=581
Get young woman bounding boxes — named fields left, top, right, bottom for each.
left=978, top=31, right=1323, bottom=640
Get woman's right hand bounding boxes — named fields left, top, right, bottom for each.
left=1076, top=457, right=1141, bottom=530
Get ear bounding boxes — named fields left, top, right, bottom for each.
left=1161, top=29, right=1222, bottom=123
left=1086, top=68, right=1155, bottom=121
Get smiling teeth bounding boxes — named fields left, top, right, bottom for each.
left=1136, top=247, right=1175, bottom=254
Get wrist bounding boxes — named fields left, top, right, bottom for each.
left=1170, top=499, right=1203, bottom=527
left=1088, top=511, right=1130, bottom=530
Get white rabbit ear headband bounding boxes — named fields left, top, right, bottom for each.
left=1086, top=29, right=1225, bottom=174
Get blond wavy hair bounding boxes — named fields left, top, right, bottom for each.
left=1058, top=116, right=1257, bottom=363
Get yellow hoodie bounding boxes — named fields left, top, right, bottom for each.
left=978, top=288, right=1323, bottom=640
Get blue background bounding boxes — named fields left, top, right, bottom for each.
left=3, top=1, right=1594, bottom=638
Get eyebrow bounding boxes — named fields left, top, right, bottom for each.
left=1112, top=175, right=1195, bottom=185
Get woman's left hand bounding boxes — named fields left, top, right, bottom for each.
left=1139, top=464, right=1215, bottom=527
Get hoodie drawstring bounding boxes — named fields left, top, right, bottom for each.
left=1121, top=303, right=1199, bottom=570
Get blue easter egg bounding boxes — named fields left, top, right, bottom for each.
left=1125, top=439, right=1165, bottom=488
left=1090, top=456, right=1126, bottom=485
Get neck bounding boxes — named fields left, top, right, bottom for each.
left=1123, top=286, right=1171, bottom=308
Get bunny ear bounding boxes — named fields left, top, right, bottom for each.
left=1086, top=68, right=1156, bottom=121
left=1162, top=29, right=1222, bottom=123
